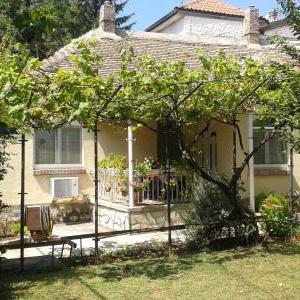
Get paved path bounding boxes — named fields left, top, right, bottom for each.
left=1, top=223, right=184, bottom=271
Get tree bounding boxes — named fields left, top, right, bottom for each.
left=51, top=42, right=299, bottom=246
left=273, top=1, right=300, bottom=63
left=0, top=0, right=134, bottom=59
left=0, top=32, right=77, bottom=194
left=116, top=48, right=300, bottom=245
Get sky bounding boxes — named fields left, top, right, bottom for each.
left=123, top=0, right=279, bottom=31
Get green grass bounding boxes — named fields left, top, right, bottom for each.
left=2, top=243, right=300, bottom=300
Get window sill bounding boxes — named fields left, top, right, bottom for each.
left=33, top=167, right=86, bottom=176
left=254, top=167, right=290, bottom=177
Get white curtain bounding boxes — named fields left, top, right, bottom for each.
left=61, top=128, right=81, bottom=164
left=35, top=131, right=55, bottom=164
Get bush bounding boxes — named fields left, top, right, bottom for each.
left=261, top=194, right=292, bottom=237
left=255, top=193, right=268, bottom=212
left=10, top=223, right=29, bottom=235
left=184, top=177, right=258, bottom=249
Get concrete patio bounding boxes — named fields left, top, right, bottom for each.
left=0, top=222, right=184, bottom=271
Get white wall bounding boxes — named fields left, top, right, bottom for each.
left=158, top=14, right=244, bottom=39
left=184, top=15, right=244, bottom=38
left=160, top=16, right=185, bottom=34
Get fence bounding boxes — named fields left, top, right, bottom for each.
left=98, top=168, right=188, bottom=205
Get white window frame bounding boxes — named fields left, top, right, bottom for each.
left=33, top=127, right=84, bottom=169
left=253, top=126, right=289, bottom=169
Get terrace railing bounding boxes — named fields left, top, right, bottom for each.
left=98, top=168, right=189, bottom=206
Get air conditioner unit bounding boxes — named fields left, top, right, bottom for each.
left=51, top=177, right=79, bottom=199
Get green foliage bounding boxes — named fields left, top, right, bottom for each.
left=9, top=223, right=28, bottom=235
left=273, top=1, right=300, bottom=63
left=292, top=224, right=300, bottom=238
left=57, top=42, right=300, bottom=213
left=134, top=158, right=152, bottom=178
left=184, top=177, right=258, bottom=249
left=261, top=194, right=292, bottom=237
left=98, top=153, right=126, bottom=170
left=0, top=33, right=68, bottom=131
left=0, top=0, right=134, bottom=58
left=255, top=193, right=268, bottom=212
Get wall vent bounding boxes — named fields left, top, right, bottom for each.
left=51, top=177, right=79, bottom=199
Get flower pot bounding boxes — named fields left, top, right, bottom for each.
left=121, top=190, right=128, bottom=197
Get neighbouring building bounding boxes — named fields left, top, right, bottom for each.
left=0, top=0, right=299, bottom=230
left=146, top=0, right=295, bottom=43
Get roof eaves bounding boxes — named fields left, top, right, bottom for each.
left=145, top=8, right=179, bottom=32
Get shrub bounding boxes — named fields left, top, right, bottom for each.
left=261, top=194, right=292, bottom=237
left=255, top=193, right=268, bottom=212
left=184, top=177, right=258, bottom=249
left=98, top=153, right=126, bottom=170
left=6, top=222, right=28, bottom=236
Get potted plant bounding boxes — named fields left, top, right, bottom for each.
left=120, top=186, right=128, bottom=197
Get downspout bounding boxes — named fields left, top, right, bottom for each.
left=248, top=113, right=255, bottom=211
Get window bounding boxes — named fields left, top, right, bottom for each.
left=35, top=127, right=82, bottom=166
left=253, top=127, right=287, bottom=166
left=157, top=122, right=181, bottom=164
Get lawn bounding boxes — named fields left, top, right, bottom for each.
left=1, top=242, right=300, bottom=300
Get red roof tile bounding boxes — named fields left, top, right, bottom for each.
left=179, top=0, right=244, bottom=17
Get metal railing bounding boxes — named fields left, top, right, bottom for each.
left=98, top=168, right=189, bottom=205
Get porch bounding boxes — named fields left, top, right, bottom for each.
left=93, top=123, right=215, bottom=231
left=95, top=168, right=190, bottom=231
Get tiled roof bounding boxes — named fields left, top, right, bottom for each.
left=180, top=0, right=244, bottom=17
left=42, top=29, right=288, bottom=77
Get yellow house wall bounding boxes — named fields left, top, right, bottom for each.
left=0, top=124, right=157, bottom=206
left=209, top=115, right=300, bottom=197
left=1, top=117, right=300, bottom=207
left=213, top=114, right=300, bottom=197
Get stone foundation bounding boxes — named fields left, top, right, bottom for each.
left=51, top=200, right=92, bottom=224
left=98, top=200, right=188, bottom=231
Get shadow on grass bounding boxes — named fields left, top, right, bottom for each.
left=1, top=241, right=300, bottom=299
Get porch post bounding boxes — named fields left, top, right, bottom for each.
left=94, top=117, right=100, bottom=263
left=128, top=121, right=134, bottom=208
left=248, top=113, right=255, bottom=211
left=19, top=133, right=27, bottom=272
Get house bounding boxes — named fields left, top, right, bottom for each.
left=0, top=0, right=299, bottom=231
left=146, top=0, right=295, bottom=43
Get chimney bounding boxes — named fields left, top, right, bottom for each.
left=99, top=0, right=115, bottom=33
left=268, top=9, right=278, bottom=22
left=243, top=6, right=260, bottom=44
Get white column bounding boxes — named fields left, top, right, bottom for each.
left=248, top=113, right=255, bottom=211
left=128, top=122, right=134, bottom=208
